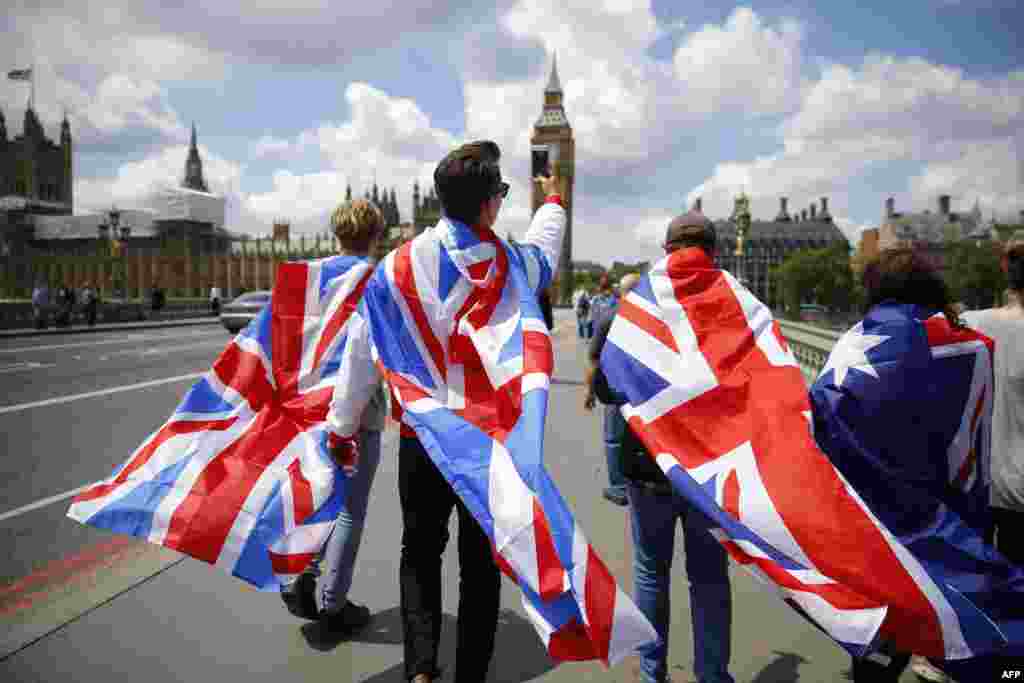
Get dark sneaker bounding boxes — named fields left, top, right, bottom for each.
left=280, top=572, right=318, bottom=620
left=602, top=487, right=629, bottom=506
left=320, top=601, right=372, bottom=635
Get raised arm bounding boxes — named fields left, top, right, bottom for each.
left=518, top=173, right=567, bottom=293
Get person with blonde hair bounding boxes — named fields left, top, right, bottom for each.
left=279, top=197, right=389, bottom=637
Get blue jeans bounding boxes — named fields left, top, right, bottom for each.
left=577, top=317, right=593, bottom=339
left=603, top=405, right=627, bottom=494
left=627, top=482, right=734, bottom=683
left=306, top=429, right=383, bottom=611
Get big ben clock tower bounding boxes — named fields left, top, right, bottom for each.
left=531, top=53, right=575, bottom=304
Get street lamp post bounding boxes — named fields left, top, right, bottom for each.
left=120, top=223, right=131, bottom=299
left=733, top=194, right=751, bottom=289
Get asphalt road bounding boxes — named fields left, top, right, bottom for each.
left=0, top=324, right=229, bottom=584
left=0, top=313, right=922, bottom=682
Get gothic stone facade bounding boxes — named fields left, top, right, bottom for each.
left=710, top=196, right=848, bottom=307
left=0, top=107, right=72, bottom=208
left=531, top=54, right=575, bottom=304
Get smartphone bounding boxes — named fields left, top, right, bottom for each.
left=531, top=145, right=550, bottom=178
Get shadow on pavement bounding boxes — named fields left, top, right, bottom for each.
left=750, top=650, right=809, bottom=683
left=302, top=606, right=558, bottom=682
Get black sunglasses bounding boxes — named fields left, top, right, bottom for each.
left=493, top=182, right=510, bottom=199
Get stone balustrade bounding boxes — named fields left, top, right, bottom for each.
left=776, top=318, right=843, bottom=385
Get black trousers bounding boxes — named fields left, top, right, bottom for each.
left=993, top=507, right=1024, bottom=566
left=398, top=437, right=501, bottom=682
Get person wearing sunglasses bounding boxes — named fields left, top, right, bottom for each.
left=323, top=140, right=565, bottom=683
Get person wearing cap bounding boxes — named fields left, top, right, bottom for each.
left=591, top=210, right=736, bottom=683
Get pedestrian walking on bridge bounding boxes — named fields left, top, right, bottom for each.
left=279, top=199, right=387, bottom=637
left=324, top=141, right=568, bottom=683
left=32, top=278, right=50, bottom=329
left=592, top=214, right=736, bottom=683
left=962, top=236, right=1024, bottom=565
left=81, top=283, right=97, bottom=327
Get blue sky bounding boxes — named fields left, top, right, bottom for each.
left=4, top=1, right=1022, bottom=266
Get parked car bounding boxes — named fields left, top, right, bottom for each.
left=799, top=303, right=829, bottom=323
left=220, top=290, right=271, bottom=334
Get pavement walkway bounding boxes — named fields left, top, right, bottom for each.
left=0, top=315, right=920, bottom=682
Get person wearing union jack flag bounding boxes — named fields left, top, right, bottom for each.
left=324, top=141, right=568, bottom=683
left=595, top=213, right=736, bottom=683
left=278, top=198, right=389, bottom=636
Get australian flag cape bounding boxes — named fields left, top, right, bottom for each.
left=811, top=302, right=1024, bottom=677
left=355, top=216, right=657, bottom=665
left=600, top=246, right=1024, bottom=663
left=67, top=255, right=373, bottom=590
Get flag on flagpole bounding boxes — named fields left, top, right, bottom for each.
left=68, top=256, right=374, bottom=590
left=8, top=69, right=32, bottom=81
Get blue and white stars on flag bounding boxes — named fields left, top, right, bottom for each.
left=68, top=255, right=373, bottom=590
left=601, top=247, right=1024, bottom=662
left=813, top=303, right=1024, bottom=676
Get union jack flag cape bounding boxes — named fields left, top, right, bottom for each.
left=600, top=247, right=1024, bottom=663
left=67, top=255, right=373, bottom=589
left=329, top=207, right=657, bottom=666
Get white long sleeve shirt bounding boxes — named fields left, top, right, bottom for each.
left=326, top=195, right=567, bottom=440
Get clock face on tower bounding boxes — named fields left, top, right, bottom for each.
left=532, top=54, right=575, bottom=305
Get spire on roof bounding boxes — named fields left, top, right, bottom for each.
left=182, top=121, right=209, bottom=192
left=545, top=51, right=562, bottom=94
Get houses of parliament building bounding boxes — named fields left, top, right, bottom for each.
left=0, top=105, right=73, bottom=215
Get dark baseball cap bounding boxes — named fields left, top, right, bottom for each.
left=664, top=210, right=716, bottom=250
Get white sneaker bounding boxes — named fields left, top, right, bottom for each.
left=910, top=655, right=950, bottom=683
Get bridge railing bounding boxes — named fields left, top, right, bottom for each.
left=776, top=319, right=843, bottom=385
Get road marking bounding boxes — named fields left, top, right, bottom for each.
left=102, top=339, right=227, bottom=359
left=0, top=371, right=205, bottom=416
left=0, top=329, right=224, bottom=355
left=0, top=484, right=92, bottom=524
left=0, top=423, right=401, bottom=528
left=0, top=361, right=57, bottom=374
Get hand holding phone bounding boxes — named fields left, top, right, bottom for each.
left=532, top=146, right=551, bottom=178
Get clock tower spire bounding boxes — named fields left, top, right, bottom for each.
left=531, top=51, right=575, bottom=304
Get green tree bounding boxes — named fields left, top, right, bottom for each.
left=772, top=249, right=821, bottom=317
left=945, top=241, right=1006, bottom=309
left=607, top=260, right=649, bottom=285
left=993, top=222, right=1024, bottom=243
left=772, top=242, right=857, bottom=317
